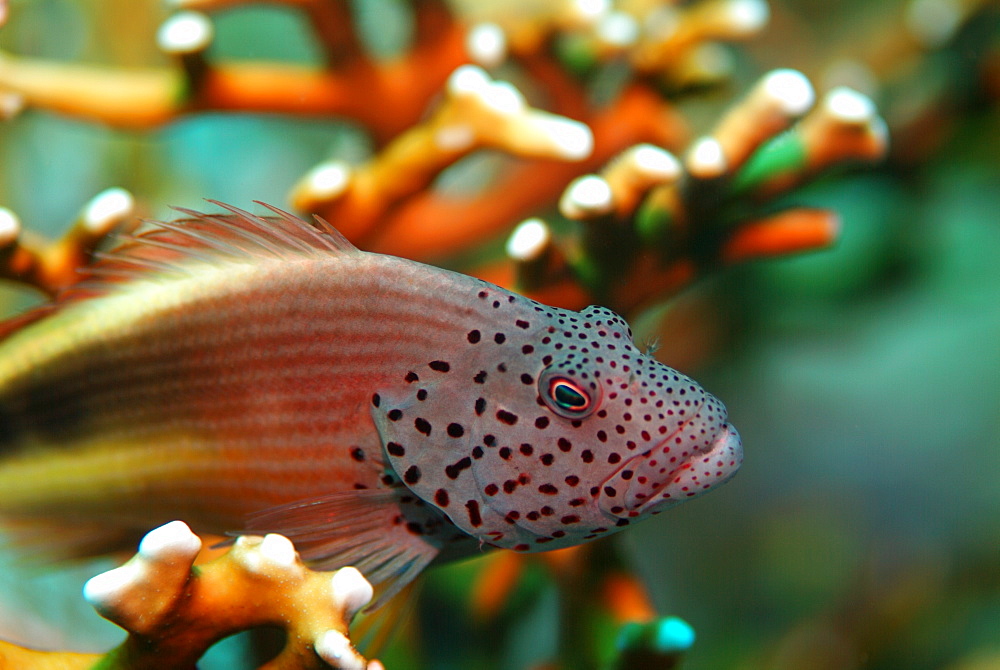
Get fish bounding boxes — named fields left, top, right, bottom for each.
left=0, top=202, right=742, bottom=602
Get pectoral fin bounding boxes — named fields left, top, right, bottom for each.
left=243, top=488, right=443, bottom=608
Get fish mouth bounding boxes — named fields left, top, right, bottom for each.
left=599, top=416, right=744, bottom=518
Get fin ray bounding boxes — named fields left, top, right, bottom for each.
left=0, top=202, right=360, bottom=338
left=243, top=489, right=441, bottom=609
left=78, top=201, right=359, bottom=295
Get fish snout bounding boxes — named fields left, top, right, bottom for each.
left=598, top=409, right=743, bottom=518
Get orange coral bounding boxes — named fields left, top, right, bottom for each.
left=0, top=521, right=383, bottom=670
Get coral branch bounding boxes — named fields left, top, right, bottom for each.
left=369, top=84, right=688, bottom=260
left=0, top=54, right=461, bottom=139
left=482, top=71, right=887, bottom=315
left=632, top=0, right=770, bottom=73
left=721, top=208, right=841, bottom=264
left=602, top=572, right=657, bottom=624
left=612, top=617, right=696, bottom=670
left=733, top=87, right=888, bottom=197
left=0, top=189, right=134, bottom=296
left=0, top=3, right=467, bottom=141
left=158, top=11, right=214, bottom=91
left=0, top=54, right=180, bottom=127
left=296, top=66, right=593, bottom=243
left=708, top=68, right=815, bottom=172
left=0, top=521, right=382, bottom=669
left=506, top=218, right=563, bottom=291
left=799, top=87, right=889, bottom=170
left=561, top=144, right=682, bottom=220
left=0, top=642, right=97, bottom=670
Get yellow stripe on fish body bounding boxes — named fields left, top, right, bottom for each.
left=0, top=202, right=742, bottom=603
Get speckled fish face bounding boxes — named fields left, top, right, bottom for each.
left=373, top=292, right=743, bottom=554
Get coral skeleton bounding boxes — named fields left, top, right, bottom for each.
left=0, top=521, right=382, bottom=669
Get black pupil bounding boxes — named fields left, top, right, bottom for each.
left=553, top=382, right=587, bottom=410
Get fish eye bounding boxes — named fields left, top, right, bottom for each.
left=540, top=370, right=597, bottom=419
left=551, top=380, right=589, bottom=411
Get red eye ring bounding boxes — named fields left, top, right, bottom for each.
left=538, top=371, right=598, bottom=419
left=539, top=364, right=601, bottom=419
left=549, top=378, right=591, bottom=412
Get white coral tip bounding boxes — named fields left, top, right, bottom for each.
left=762, top=69, right=815, bottom=116
left=306, top=162, right=351, bottom=199
left=331, top=567, right=374, bottom=619
left=157, top=11, right=214, bottom=54
left=826, top=87, right=876, bottom=124
left=138, top=520, right=202, bottom=561
left=632, top=144, right=682, bottom=181
left=448, top=65, right=491, bottom=98
left=561, top=175, right=613, bottom=218
left=0, top=208, right=20, bottom=246
left=538, top=118, right=593, bottom=160
left=83, top=188, right=134, bottom=234
left=572, top=0, right=611, bottom=24
left=726, top=0, right=770, bottom=33
left=597, top=11, right=639, bottom=47
left=315, top=630, right=366, bottom=670
left=467, top=23, right=507, bottom=67
left=83, top=562, right=142, bottom=609
left=259, top=533, right=297, bottom=568
left=907, top=0, right=962, bottom=48
left=481, top=81, right=525, bottom=116
left=686, top=137, right=727, bottom=178
left=506, top=218, right=550, bottom=262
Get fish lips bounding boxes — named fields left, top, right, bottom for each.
left=598, top=421, right=743, bottom=519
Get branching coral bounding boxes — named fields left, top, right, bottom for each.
left=288, top=64, right=594, bottom=244
left=0, top=0, right=888, bottom=320
left=0, top=0, right=920, bottom=667
left=547, top=74, right=888, bottom=313
left=0, top=521, right=383, bottom=669
left=0, top=188, right=135, bottom=296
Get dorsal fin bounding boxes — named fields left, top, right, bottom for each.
left=71, top=201, right=356, bottom=293
left=0, top=201, right=359, bottom=341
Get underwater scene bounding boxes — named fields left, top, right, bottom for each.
left=0, top=0, right=997, bottom=668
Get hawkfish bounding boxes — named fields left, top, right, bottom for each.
left=0, top=202, right=742, bottom=602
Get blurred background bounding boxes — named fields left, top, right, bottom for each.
left=0, top=1, right=997, bottom=669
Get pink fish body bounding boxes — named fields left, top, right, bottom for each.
left=0, top=203, right=742, bottom=600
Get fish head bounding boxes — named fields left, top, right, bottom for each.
left=373, top=299, right=742, bottom=553
left=534, top=318, right=743, bottom=523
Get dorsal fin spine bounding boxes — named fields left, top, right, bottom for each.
left=121, top=232, right=228, bottom=264
left=151, top=221, right=251, bottom=259
left=0, top=202, right=361, bottom=347
left=169, top=207, right=290, bottom=259
left=251, top=201, right=356, bottom=253
left=0, top=202, right=360, bottom=332
left=89, top=251, right=188, bottom=275
left=231, top=204, right=321, bottom=254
